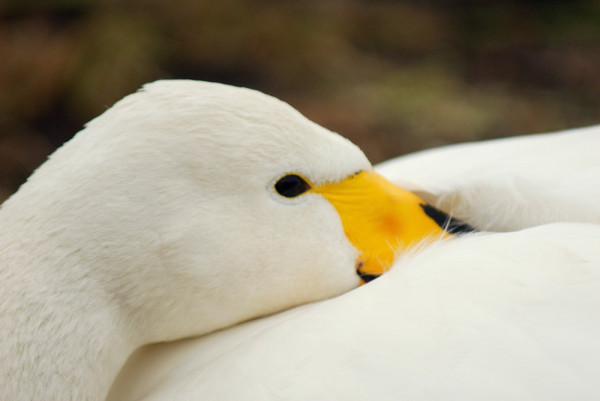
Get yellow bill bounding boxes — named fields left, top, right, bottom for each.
left=312, top=170, right=469, bottom=284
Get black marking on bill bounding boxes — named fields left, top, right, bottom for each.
left=358, top=272, right=379, bottom=283
left=420, top=203, right=476, bottom=235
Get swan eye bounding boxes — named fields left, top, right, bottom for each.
left=275, top=174, right=311, bottom=198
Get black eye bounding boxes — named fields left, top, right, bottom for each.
left=275, top=174, right=311, bottom=198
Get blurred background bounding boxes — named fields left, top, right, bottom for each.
left=1, top=0, right=599, bottom=202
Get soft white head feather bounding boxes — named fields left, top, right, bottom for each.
left=3, top=80, right=372, bottom=340
left=0, top=80, right=371, bottom=399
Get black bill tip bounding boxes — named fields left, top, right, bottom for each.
left=358, top=272, right=380, bottom=283
left=420, top=203, right=476, bottom=235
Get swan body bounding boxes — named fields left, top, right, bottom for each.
left=109, top=222, right=600, bottom=401
left=107, top=126, right=600, bottom=400
left=377, top=125, right=600, bottom=231
left=0, top=81, right=442, bottom=400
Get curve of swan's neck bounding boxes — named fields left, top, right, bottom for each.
left=0, top=204, right=135, bottom=401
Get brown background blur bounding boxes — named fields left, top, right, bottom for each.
left=2, top=0, right=599, bottom=203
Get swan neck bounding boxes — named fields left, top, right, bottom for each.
left=0, top=206, right=137, bottom=401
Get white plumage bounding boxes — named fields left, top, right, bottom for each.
left=378, top=126, right=600, bottom=231
left=109, top=126, right=600, bottom=401
left=0, top=80, right=376, bottom=401
left=2, top=79, right=599, bottom=401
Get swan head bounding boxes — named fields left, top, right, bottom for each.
left=7, top=80, right=448, bottom=342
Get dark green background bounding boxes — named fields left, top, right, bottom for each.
left=2, top=0, right=599, bottom=202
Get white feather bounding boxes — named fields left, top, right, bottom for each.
left=109, top=223, right=600, bottom=401
left=0, top=80, right=370, bottom=401
left=4, top=79, right=599, bottom=400
left=108, top=125, right=600, bottom=401
left=377, top=126, right=600, bottom=231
